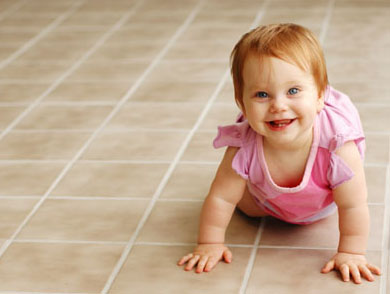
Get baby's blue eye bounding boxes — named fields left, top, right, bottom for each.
left=255, top=91, right=268, bottom=98
left=288, top=88, right=299, bottom=95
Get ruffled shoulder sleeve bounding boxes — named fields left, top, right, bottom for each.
left=319, top=86, right=366, bottom=189
left=213, top=119, right=256, bottom=180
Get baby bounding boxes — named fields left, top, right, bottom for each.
left=177, top=23, right=381, bottom=284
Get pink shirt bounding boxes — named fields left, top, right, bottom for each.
left=213, top=86, right=365, bottom=224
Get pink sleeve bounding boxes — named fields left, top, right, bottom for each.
left=327, top=133, right=364, bottom=189
left=213, top=121, right=252, bottom=180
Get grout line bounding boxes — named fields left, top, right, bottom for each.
left=0, top=0, right=85, bottom=70
left=319, top=0, right=335, bottom=45
left=379, top=163, right=390, bottom=294
left=0, top=0, right=143, bottom=142
left=99, top=2, right=208, bottom=292
left=239, top=219, right=266, bottom=294
left=0, top=0, right=145, bottom=261
left=0, top=0, right=27, bottom=21
left=12, top=239, right=127, bottom=245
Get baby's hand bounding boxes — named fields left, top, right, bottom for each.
left=321, top=252, right=381, bottom=284
left=177, top=243, right=232, bottom=273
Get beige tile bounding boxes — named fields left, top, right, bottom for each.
left=216, top=81, right=236, bottom=103
left=365, top=165, right=388, bottom=203
left=132, top=81, right=217, bottom=102
left=365, top=134, right=389, bottom=165
left=15, top=105, right=113, bottom=130
left=331, top=82, right=390, bottom=104
left=267, top=0, right=329, bottom=9
left=87, top=42, right=164, bottom=61
left=161, top=163, right=218, bottom=199
left=0, top=44, right=21, bottom=60
left=57, top=12, right=123, bottom=27
left=0, top=83, right=49, bottom=102
left=66, top=61, right=147, bottom=82
left=44, top=81, right=130, bottom=102
left=105, top=102, right=203, bottom=130
left=0, top=132, right=90, bottom=159
left=199, top=102, right=240, bottom=130
left=0, top=163, right=64, bottom=196
left=164, top=41, right=232, bottom=60
left=77, top=0, right=136, bottom=13
left=17, top=1, right=75, bottom=13
left=51, top=162, right=168, bottom=198
left=246, top=249, right=381, bottom=294
left=18, top=199, right=148, bottom=241
left=40, top=28, right=105, bottom=45
left=202, top=0, right=262, bottom=12
left=128, top=10, right=195, bottom=25
left=191, top=10, right=257, bottom=27
left=110, top=245, right=251, bottom=294
left=107, top=25, right=180, bottom=43
left=357, top=105, right=390, bottom=133
left=0, top=61, right=69, bottom=82
left=82, top=131, right=187, bottom=161
left=147, top=60, right=227, bottom=83
left=327, top=60, right=390, bottom=83
left=0, top=199, right=38, bottom=238
left=0, top=14, right=57, bottom=29
left=0, top=106, right=25, bottom=129
left=0, top=242, right=123, bottom=292
left=181, top=131, right=225, bottom=162
left=16, top=43, right=91, bottom=62
left=137, top=201, right=260, bottom=244
left=138, top=0, right=197, bottom=11
left=260, top=205, right=383, bottom=251
left=177, top=25, right=247, bottom=42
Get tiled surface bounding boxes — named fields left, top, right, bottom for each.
left=0, top=0, right=389, bottom=294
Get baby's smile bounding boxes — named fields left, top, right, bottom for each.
left=266, top=118, right=296, bottom=131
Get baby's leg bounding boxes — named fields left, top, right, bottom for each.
left=237, top=187, right=268, bottom=217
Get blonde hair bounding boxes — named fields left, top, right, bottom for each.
left=231, top=23, right=328, bottom=107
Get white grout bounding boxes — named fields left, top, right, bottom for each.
left=239, top=219, right=266, bottom=294
left=319, top=0, right=335, bottom=45
left=379, top=163, right=390, bottom=294
left=0, top=0, right=85, bottom=70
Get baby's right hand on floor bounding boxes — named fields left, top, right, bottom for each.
left=177, top=243, right=232, bottom=273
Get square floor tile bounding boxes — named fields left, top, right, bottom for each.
left=181, top=131, right=225, bottom=162
left=105, top=102, right=203, bottom=130
left=365, top=165, right=388, bottom=203
left=44, top=81, right=131, bottom=102
left=82, top=131, right=187, bottom=161
left=164, top=40, right=232, bottom=60
left=0, top=106, right=25, bottom=129
left=136, top=201, right=260, bottom=245
left=51, top=162, right=168, bottom=198
left=0, top=242, right=123, bottom=292
left=246, top=248, right=381, bottom=294
left=357, top=105, right=390, bottom=133
left=147, top=60, right=227, bottom=83
left=331, top=82, right=390, bottom=104
left=160, top=163, right=218, bottom=199
left=0, top=82, right=49, bottom=103
left=0, top=132, right=90, bottom=159
left=260, top=205, right=383, bottom=251
left=132, top=81, right=217, bottom=103
left=199, top=102, right=239, bottom=130
left=17, top=199, right=148, bottom=241
left=109, top=245, right=252, bottom=294
left=15, top=105, right=113, bottom=130
left=66, top=61, right=148, bottom=82
left=0, top=162, right=64, bottom=196
left=0, top=199, right=38, bottom=239
left=365, top=134, right=389, bottom=164
left=107, top=25, right=179, bottom=43
left=0, top=61, right=69, bottom=82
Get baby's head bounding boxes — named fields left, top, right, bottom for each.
left=231, top=23, right=328, bottom=108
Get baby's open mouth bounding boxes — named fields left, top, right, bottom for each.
left=268, top=119, right=295, bottom=128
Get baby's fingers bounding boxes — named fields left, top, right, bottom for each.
left=367, top=264, right=381, bottom=276
left=321, top=259, right=335, bottom=273
left=340, top=264, right=350, bottom=282
left=185, top=255, right=200, bottom=271
left=359, top=265, right=375, bottom=282
left=177, top=253, right=193, bottom=266
left=196, top=256, right=209, bottom=273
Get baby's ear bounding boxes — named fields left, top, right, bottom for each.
left=316, top=92, right=325, bottom=113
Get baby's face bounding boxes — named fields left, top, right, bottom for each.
left=241, top=54, right=324, bottom=147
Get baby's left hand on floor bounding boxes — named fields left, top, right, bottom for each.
left=321, top=252, right=381, bottom=284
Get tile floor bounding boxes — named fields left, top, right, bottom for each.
left=0, top=0, right=389, bottom=293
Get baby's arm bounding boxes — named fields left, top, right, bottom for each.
left=321, top=141, right=381, bottom=283
left=178, top=146, right=247, bottom=273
